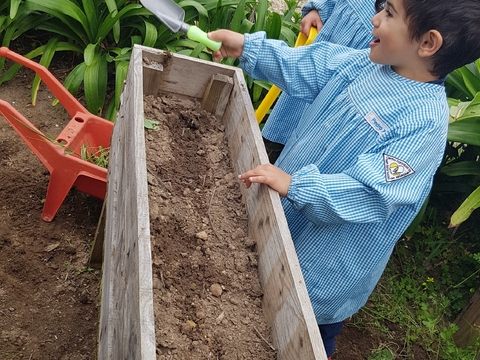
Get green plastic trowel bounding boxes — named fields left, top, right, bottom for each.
left=140, top=0, right=222, bottom=51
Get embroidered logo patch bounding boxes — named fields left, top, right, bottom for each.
left=365, top=111, right=388, bottom=136
left=383, top=154, right=414, bottom=182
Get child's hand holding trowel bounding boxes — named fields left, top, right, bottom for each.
left=207, top=30, right=245, bottom=62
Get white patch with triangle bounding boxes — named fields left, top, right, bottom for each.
left=383, top=154, right=415, bottom=182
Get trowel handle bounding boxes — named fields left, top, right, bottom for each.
left=187, top=26, right=222, bottom=51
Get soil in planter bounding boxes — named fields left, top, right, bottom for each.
left=144, top=93, right=276, bottom=360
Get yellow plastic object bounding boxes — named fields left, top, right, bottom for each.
left=255, top=27, right=319, bottom=124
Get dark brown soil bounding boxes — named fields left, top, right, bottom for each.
left=144, top=93, right=276, bottom=359
left=0, top=64, right=102, bottom=360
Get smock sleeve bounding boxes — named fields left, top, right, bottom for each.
left=286, top=119, right=447, bottom=226
left=239, top=31, right=355, bottom=103
left=301, top=0, right=336, bottom=23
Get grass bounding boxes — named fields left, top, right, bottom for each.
left=80, top=144, right=110, bottom=168
left=355, top=204, right=480, bottom=359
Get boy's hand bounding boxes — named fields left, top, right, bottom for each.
left=238, top=164, right=292, bottom=197
left=208, top=30, right=245, bottom=62
left=300, top=10, right=323, bottom=38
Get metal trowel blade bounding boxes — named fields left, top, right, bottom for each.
left=140, top=0, right=185, bottom=33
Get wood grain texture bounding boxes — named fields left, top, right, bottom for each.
left=454, top=291, right=480, bottom=351
left=98, top=46, right=156, bottom=360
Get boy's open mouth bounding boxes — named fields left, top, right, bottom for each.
left=370, top=38, right=380, bottom=47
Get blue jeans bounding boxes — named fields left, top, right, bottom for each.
left=319, top=321, right=343, bottom=357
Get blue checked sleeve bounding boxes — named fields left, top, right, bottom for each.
left=301, top=0, right=336, bottom=22
left=240, top=32, right=354, bottom=104
left=286, top=117, right=448, bottom=226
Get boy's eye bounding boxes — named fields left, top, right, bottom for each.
left=385, top=8, right=393, bottom=17
left=376, top=1, right=386, bottom=13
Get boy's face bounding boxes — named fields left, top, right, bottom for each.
left=369, top=0, right=421, bottom=76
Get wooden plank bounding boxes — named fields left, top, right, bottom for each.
left=140, top=49, right=237, bottom=98
left=98, top=45, right=156, bottom=360
left=454, top=291, right=480, bottom=350
left=201, top=73, right=234, bottom=117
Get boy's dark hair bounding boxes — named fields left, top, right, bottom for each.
left=374, top=0, right=480, bottom=78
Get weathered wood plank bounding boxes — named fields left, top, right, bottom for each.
left=454, top=291, right=480, bottom=351
left=98, top=46, right=156, bottom=360
left=201, top=73, right=234, bottom=117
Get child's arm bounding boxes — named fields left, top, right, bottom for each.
left=284, top=124, right=447, bottom=226
left=209, top=30, right=353, bottom=103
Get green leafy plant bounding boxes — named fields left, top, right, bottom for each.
left=76, top=266, right=94, bottom=275
left=360, top=207, right=480, bottom=359
left=436, top=59, right=480, bottom=228
left=0, top=0, right=155, bottom=120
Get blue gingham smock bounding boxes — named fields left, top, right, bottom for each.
left=240, top=32, right=449, bottom=324
left=262, top=0, right=375, bottom=145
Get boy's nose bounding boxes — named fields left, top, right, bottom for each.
left=371, top=12, right=381, bottom=27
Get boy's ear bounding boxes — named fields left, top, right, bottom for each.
left=418, top=30, right=443, bottom=58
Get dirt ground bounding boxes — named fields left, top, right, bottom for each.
left=0, top=64, right=102, bottom=360
left=0, top=48, right=430, bottom=360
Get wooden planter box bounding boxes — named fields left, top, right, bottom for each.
left=98, top=44, right=326, bottom=360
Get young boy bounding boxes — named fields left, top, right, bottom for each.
left=208, top=0, right=480, bottom=357
left=263, top=0, right=376, bottom=163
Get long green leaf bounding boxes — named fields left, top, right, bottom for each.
left=9, top=0, right=22, bottom=19
left=449, top=186, right=480, bottom=227
left=280, top=26, right=296, bottom=46
left=178, top=1, right=209, bottom=18
left=142, top=20, right=157, bottom=48
left=52, top=62, right=87, bottom=106
left=229, top=0, right=245, bottom=32
left=448, top=118, right=480, bottom=146
left=266, top=12, right=282, bottom=39
left=81, top=0, right=98, bottom=42
left=114, top=59, right=129, bottom=111
left=239, top=18, right=254, bottom=34
left=210, top=0, right=223, bottom=30
left=105, top=0, right=120, bottom=43
left=449, top=100, right=480, bottom=123
left=440, top=161, right=480, bottom=177
left=0, top=42, right=82, bottom=86
left=84, top=43, right=97, bottom=66
left=97, top=4, right=144, bottom=40
left=0, top=16, right=7, bottom=32
left=84, top=53, right=108, bottom=115
left=32, top=37, right=59, bottom=106
left=25, top=0, right=93, bottom=41
left=189, top=42, right=205, bottom=58
left=253, top=0, right=267, bottom=32
left=446, top=65, right=480, bottom=100
left=36, top=19, right=85, bottom=46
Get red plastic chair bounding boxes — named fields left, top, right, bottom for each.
left=0, top=47, right=114, bottom=222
